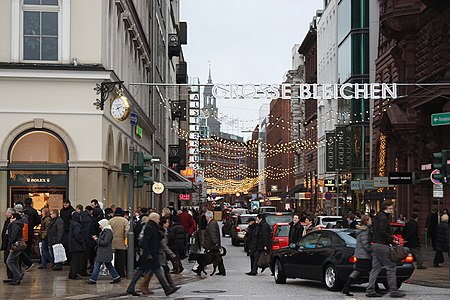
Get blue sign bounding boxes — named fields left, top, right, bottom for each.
left=130, top=112, right=138, bottom=126
left=325, top=192, right=333, bottom=200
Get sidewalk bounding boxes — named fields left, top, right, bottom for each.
left=405, top=247, right=450, bottom=289
left=0, top=259, right=200, bottom=299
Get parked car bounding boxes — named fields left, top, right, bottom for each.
left=270, top=229, right=414, bottom=291
left=264, top=212, right=294, bottom=228
left=272, top=222, right=290, bottom=250
left=259, top=206, right=277, bottom=214
left=230, top=214, right=257, bottom=246
left=314, top=216, right=343, bottom=228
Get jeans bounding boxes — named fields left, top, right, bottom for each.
left=40, top=239, right=53, bottom=268
left=6, top=251, right=23, bottom=283
left=366, top=243, right=397, bottom=294
left=89, top=261, right=120, bottom=282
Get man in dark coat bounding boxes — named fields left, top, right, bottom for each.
left=80, top=206, right=95, bottom=275
left=1, top=208, right=15, bottom=281
left=247, top=214, right=271, bottom=276
left=402, top=213, right=426, bottom=269
left=426, top=208, right=439, bottom=250
left=244, top=217, right=258, bottom=275
left=48, top=209, right=65, bottom=271
left=126, top=213, right=177, bottom=297
left=366, top=200, right=405, bottom=298
left=433, top=214, right=449, bottom=267
left=60, top=199, right=75, bottom=263
left=68, top=212, right=86, bottom=279
left=204, top=211, right=226, bottom=276
left=90, top=199, right=104, bottom=235
left=288, top=214, right=304, bottom=244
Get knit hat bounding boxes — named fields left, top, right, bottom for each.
left=14, top=204, right=23, bottom=213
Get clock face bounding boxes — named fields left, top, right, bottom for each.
left=110, top=96, right=131, bottom=121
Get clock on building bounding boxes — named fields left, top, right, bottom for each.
left=110, top=92, right=131, bottom=121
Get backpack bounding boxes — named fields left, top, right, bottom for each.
left=21, top=214, right=29, bottom=242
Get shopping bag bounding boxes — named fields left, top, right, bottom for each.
left=257, top=250, right=271, bottom=268
left=52, top=243, right=67, bottom=263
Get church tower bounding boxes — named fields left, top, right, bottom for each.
left=202, top=63, right=221, bottom=136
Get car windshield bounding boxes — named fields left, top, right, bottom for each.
left=337, top=230, right=357, bottom=246
left=265, top=214, right=293, bottom=227
left=275, top=225, right=290, bottom=237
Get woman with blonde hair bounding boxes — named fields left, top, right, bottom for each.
left=38, top=208, right=52, bottom=269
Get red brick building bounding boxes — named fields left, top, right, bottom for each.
left=373, top=1, right=450, bottom=226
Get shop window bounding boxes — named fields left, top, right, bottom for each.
left=10, top=131, right=67, bottom=164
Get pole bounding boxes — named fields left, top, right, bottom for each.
left=127, top=115, right=135, bottom=279
left=336, top=171, right=340, bottom=216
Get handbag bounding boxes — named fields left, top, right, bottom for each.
left=257, top=250, right=271, bottom=268
left=389, top=244, right=408, bottom=262
left=11, top=240, right=27, bottom=252
left=52, top=243, right=67, bottom=263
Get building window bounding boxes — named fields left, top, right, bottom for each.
left=22, top=0, right=60, bottom=61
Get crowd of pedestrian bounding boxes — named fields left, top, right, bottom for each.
left=1, top=197, right=216, bottom=296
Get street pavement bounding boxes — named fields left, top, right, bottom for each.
left=0, top=232, right=449, bottom=299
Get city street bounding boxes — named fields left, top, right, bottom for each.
left=113, top=234, right=450, bottom=300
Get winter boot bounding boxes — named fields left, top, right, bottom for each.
left=138, top=275, right=153, bottom=295
left=341, top=276, right=354, bottom=296
left=165, top=272, right=177, bottom=288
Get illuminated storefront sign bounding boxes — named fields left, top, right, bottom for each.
left=188, top=93, right=200, bottom=170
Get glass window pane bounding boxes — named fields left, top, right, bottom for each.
left=23, top=11, right=40, bottom=36
left=42, top=0, right=59, bottom=6
left=337, top=0, right=351, bottom=43
left=338, top=36, right=351, bottom=83
left=41, top=37, right=58, bottom=60
left=42, top=12, right=58, bottom=35
left=24, top=0, right=40, bottom=4
left=23, top=37, right=40, bottom=60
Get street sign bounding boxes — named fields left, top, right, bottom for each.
left=421, top=163, right=432, bottom=170
left=431, top=112, right=450, bottom=126
left=350, top=181, right=360, bottom=190
left=360, top=180, right=375, bottom=190
left=433, top=184, right=444, bottom=198
left=388, top=172, right=413, bottom=184
left=130, top=112, right=138, bottom=126
left=152, top=182, right=165, bottom=194
left=430, top=169, right=442, bottom=185
left=325, top=192, right=332, bottom=200
left=374, top=177, right=391, bottom=188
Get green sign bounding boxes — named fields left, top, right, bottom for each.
left=135, top=125, right=143, bottom=138
left=431, top=112, right=450, bottom=126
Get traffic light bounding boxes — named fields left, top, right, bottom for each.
left=136, top=151, right=154, bottom=188
left=432, top=150, right=450, bottom=183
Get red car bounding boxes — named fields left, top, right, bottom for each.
left=390, top=222, right=405, bottom=246
left=272, top=223, right=290, bottom=250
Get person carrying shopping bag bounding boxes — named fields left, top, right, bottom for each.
left=86, top=219, right=121, bottom=284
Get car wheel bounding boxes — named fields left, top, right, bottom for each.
left=274, top=259, right=287, bottom=284
left=323, top=264, right=343, bottom=291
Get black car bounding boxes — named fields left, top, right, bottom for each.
left=270, top=229, right=414, bottom=291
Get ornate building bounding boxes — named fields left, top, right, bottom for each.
left=373, top=0, right=450, bottom=222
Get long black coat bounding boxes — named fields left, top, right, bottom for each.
left=60, top=205, right=75, bottom=234
left=24, top=205, right=40, bottom=236
left=436, top=222, right=449, bottom=252
left=1, top=218, right=10, bottom=251
left=288, top=221, right=304, bottom=244
left=68, top=213, right=86, bottom=253
left=402, top=219, right=420, bottom=248
left=138, top=220, right=161, bottom=270
left=168, top=222, right=187, bottom=251
left=7, top=220, right=24, bottom=251
left=80, top=211, right=95, bottom=249
left=245, top=223, right=258, bottom=255
left=257, top=220, right=272, bottom=251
